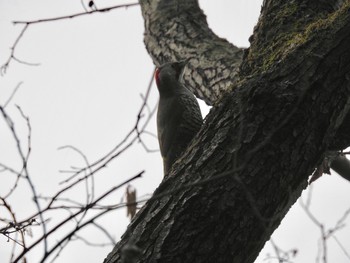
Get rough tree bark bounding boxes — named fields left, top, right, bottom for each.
left=104, top=0, right=350, bottom=262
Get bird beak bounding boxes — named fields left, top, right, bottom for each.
left=176, top=57, right=192, bottom=70
left=177, top=59, right=188, bottom=69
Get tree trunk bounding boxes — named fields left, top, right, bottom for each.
left=104, top=1, right=350, bottom=262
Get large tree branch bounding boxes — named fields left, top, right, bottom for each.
left=141, top=0, right=350, bottom=150
left=105, top=1, right=350, bottom=262
left=140, top=0, right=243, bottom=105
left=331, top=111, right=350, bottom=150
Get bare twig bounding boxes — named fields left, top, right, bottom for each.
left=0, top=163, right=23, bottom=199
left=332, top=236, right=350, bottom=260
left=1, top=3, right=139, bottom=74
left=57, top=145, right=95, bottom=225
left=73, top=234, right=113, bottom=247
left=0, top=105, right=49, bottom=254
left=58, top=67, right=156, bottom=184
left=1, top=24, right=33, bottom=75
left=0, top=63, right=157, bottom=262
left=92, top=222, right=117, bottom=246
left=3, top=82, right=23, bottom=108
left=13, top=3, right=139, bottom=25
left=268, top=238, right=296, bottom=263
left=300, top=194, right=350, bottom=263
left=12, top=171, right=143, bottom=263
left=0, top=197, right=27, bottom=256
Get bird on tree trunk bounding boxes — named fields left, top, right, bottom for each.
left=155, top=61, right=203, bottom=176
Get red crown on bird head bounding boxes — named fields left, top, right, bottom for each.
left=155, top=68, right=161, bottom=87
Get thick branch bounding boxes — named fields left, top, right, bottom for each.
left=331, top=112, right=350, bottom=149
left=140, top=0, right=243, bottom=105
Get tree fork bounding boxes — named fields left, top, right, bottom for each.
left=104, top=1, right=350, bottom=262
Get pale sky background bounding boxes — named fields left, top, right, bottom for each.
left=0, top=0, right=349, bottom=262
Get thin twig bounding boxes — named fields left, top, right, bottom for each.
left=58, top=67, right=156, bottom=184
left=57, top=145, right=95, bottom=225
left=12, top=171, right=143, bottom=263
left=1, top=3, right=139, bottom=74
left=3, top=82, right=23, bottom=108
left=13, top=3, right=139, bottom=25
left=0, top=24, right=40, bottom=75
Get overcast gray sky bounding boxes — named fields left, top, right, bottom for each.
left=1, top=1, right=349, bottom=262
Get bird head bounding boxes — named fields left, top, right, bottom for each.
left=155, top=60, right=188, bottom=94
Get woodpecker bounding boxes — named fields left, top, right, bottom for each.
left=155, top=61, right=203, bottom=175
